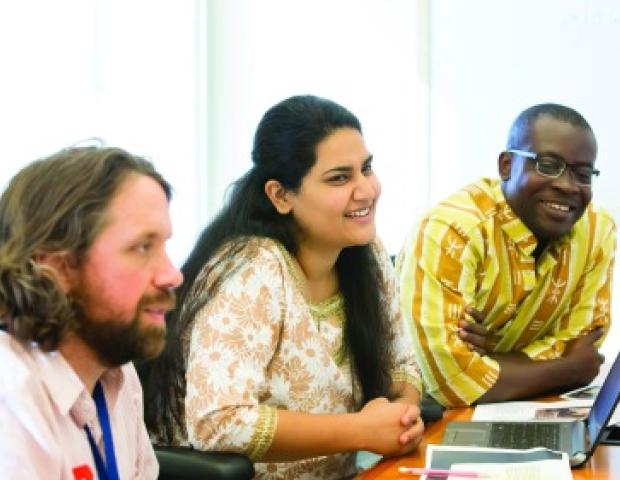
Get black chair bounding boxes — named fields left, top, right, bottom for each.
left=155, top=446, right=254, bottom=480
left=420, top=393, right=445, bottom=424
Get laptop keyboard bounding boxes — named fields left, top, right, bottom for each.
left=489, top=423, right=561, bottom=450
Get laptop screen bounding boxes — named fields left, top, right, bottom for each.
left=587, top=353, right=620, bottom=451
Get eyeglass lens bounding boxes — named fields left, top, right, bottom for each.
left=535, top=155, right=596, bottom=185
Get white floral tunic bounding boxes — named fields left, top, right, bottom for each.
left=184, top=236, right=421, bottom=479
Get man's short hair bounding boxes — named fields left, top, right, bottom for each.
left=0, top=146, right=171, bottom=351
left=506, top=103, right=593, bottom=150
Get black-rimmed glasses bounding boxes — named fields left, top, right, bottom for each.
left=507, top=149, right=600, bottom=187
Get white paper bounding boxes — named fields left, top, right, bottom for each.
left=446, top=459, right=572, bottom=479
left=610, top=406, right=620, bottom=425
left=472, top=400, right=592, bottom=422
left=422, top=445, right=571, bottom=480
left=591, top=361, right=612, bottom=386
left=559, top=384, right=601, bottom=401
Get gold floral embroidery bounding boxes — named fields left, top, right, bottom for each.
left=276, top=244, right=305, bottom=290
left=247, top=404, right=278, bottom=460
left=392, top=369, right=423, bottom=394
left=308, top=295, right=343, bottom=321
left=277, top=243, right=345, bottom=326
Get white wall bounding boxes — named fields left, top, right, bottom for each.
left=0, top=0, right=202, bottom=266
left=2, top=0, right=429, bottom=258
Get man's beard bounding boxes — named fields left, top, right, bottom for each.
left=71, top=290, right=175, bottom=368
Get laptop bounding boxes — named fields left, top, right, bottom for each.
left=442, top=352, right=620, bottom=467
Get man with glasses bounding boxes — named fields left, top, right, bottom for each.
left=398, top=103, right=616, bottom=407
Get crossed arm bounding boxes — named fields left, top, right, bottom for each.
left=400, top=221, right=615, bottom=407
left=460, top=308, right=605, bottom=403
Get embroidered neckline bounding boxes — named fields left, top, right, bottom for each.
left=276, top=244, right=344, bottom=323
left=308, top=294, right=344, bottom=321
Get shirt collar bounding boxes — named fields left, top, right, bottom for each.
left=490, top=180, right=582, bottom=253
left=487, top=180, right=538, bottom=256
left=34, top=347, right=126, bottom=427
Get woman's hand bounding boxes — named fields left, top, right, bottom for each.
left=395, top=402, right=424, bottom=451
left=391, top=383, right=424, bottom=450
left=356, top=397, right=423, bottom=457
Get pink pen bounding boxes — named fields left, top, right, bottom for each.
left=398, top=466, right=487, bottom=478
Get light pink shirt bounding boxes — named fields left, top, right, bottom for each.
left=0, top=331, right=158, bottom=480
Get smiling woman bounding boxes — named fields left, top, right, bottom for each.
left=264, top=127, right=380, bottom=263
left=138, top=95, right=424, bottom=479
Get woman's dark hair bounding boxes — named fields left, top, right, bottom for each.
left=139, top=95, right=395, bottom=443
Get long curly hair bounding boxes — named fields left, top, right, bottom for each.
left=0, top=146, right=170, bottom=350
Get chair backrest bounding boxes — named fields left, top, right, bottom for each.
left=155, top=446, right=254, bottom=480
left=420, top=393, right=445, bottom=424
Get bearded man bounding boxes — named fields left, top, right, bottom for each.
left=0, top=146, right=183, bottom=479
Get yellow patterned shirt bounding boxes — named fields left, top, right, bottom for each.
left=397, top=178, right=616, bottom=407
left=184, top=236, right=421, bottom=480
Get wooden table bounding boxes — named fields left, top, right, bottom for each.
left=356, top=404, right=620, bottom=479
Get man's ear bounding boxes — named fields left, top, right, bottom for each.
left=264, top=179, right=293, bottom=215
left=33, top=252, right=79, bottom=294
left=498, top=152, right=512, bottom=181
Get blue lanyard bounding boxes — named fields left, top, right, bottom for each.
left=84, top=381, right=120, bottom=480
